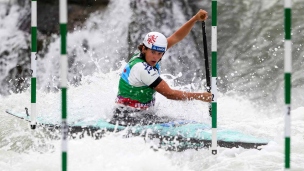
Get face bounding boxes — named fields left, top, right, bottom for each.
left=142, top=47, right=164, bottom=66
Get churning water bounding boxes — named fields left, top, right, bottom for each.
left=0, top=0, right=304, bottom=170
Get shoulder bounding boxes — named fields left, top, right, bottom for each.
left=129, top=53, right=144, bottom=66
left=137, top=62, right=159, bottom=77
left=129, top=53, right=141, bottom=62
left=131, top=61, right=148, bottom=71
left=131, top=62, right=160, bottom=86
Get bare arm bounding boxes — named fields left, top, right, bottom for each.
left=154, top=80, right=212, bottom=102
left=167, top=9, right=208, bottom=49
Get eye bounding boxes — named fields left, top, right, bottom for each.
left=151, top=50, right=163, bottom=56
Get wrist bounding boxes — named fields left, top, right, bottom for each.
left=191, top=16, right=198, bottom=22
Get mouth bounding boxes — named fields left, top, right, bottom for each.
left=151, top=61, right=157, bottom=65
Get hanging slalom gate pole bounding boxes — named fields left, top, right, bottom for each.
left=30, top=0, right=37, bottom=129
left=284, top=0, right=292, bottom=170
left=211, top=0, right=218, bottom=155
left=202, top=21, right=217, bottom=155
left=60, top=0, right=68, bottom=170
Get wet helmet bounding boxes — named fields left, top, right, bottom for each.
left=142, top=32, right=167, bottom=52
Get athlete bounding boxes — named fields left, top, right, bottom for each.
left=111, top=9, right=212, bottom=126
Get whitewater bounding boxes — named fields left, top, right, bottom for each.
left=1, top=67, right=304, bottom=171
left=1, top=0, right=304, bottom=171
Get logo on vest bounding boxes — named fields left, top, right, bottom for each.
left=143, top=62, right=157, bottom=74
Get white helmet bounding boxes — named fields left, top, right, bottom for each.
left=143, top=32, right=167, bottom=52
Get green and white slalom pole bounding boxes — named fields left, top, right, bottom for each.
left=284, top=0, right=292, bottom=170
left=60, top=0, right=68, bottom=170
left=211, top=0, right=218, bottom=155
left=30, top=0, right=37, bottom=129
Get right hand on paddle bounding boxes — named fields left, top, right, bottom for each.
left=198, top=92, right=212, bottom=102
left=195, top=9, right=208, bottom=21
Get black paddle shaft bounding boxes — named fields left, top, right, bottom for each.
left=202, top=21, right=212, bottom=118
left=202, top=21, right=211, bottom=92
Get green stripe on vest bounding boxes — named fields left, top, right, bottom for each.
left=118, top=78, right=156, bottom=103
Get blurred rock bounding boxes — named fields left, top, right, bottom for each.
left=17, top=0, right=110, bottom=35
left=1, top=0, right=109, bottom=95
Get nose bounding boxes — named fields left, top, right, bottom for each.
left=153, top=53, right=162, bottom=60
